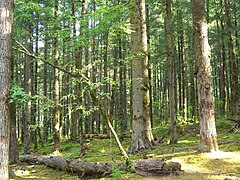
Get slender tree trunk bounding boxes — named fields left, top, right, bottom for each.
left=91, top=0, right=100, bottom=134
left=166, top=0, right=177, bottom=144
left=103, top=32, right=109, bottom=134
left=192, top=0, right=218, bottom=152
left=119, top=37, right=126, bottom=139
left=224, top=0, right=239, bottom=117
left=23, top=28, right=33, bottom=155
left=53, top=0, right=61, bottom=153
left=9, top=102, right=19, bottom=164
left=217, top=6, right=227, bottom=115
left=43, top=33, right=49, bottom=142
left=130, top=0, right=155, bottom=153
left=0, top=0, right=13, bottom=178
left=84, top=8, right=92, bottom=134
left=9, top=56, right=19, bottom=164
left=71, top=0, right=78, bottom=141
left=33, top=22, right=39, bottom=150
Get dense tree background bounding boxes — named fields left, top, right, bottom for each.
left=11, top=0, right=239, bottom=156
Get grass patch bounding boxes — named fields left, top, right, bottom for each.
left=14, top=116, right=240, bottom=179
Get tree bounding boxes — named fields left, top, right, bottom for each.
left=130, top=0, right=155, bottom=153
left=0, top=0, right=14, bottom=178
left=23, top=27, right=33, bottom=155
left=166, top=0, right=177, bottom=144
left=53, top=0, right=61, bottom=154
left=224, top=0, right=239, bottom=117
left=192, top=0, right=218, bottom=152
left=9, top=58, right=19, bottom=164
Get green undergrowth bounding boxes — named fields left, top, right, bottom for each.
left=13, top=117, right=240, bottom=179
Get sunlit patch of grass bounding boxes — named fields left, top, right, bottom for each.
left=14, top=115, right=240, bottom=179
left=11, top=163, right=79, bottom=180
left=177, top=139, right=195, bottom=144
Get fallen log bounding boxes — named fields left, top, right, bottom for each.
left=20, top=155, right=181, bottom=178
left=82, top=133, right=132, bottom=139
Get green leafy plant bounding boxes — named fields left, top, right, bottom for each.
left=10, top=82, right=30, bottom=103
left=110, top=165, right=124, bottom=180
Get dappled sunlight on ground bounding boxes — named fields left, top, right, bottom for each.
left=10, top=163, right=80, bottom=180
left=204, top=151, right=240, bottom=161
left=12, top=127, right=240, bottom=179
left=164, top=150, right=240, bottom=180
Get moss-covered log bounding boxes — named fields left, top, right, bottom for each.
left=20, top=155, right=181, bottom=178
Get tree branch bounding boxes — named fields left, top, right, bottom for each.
left=14, top=39, right=130, bottom=161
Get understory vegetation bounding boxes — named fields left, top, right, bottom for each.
left=11, top=117, right=240, bottom=180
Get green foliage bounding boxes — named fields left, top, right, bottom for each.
left=122, top=157, right=136, bottom=172
left=10, top=82, right=30, bottom=103
left=110, top=165, right=124, bottom=180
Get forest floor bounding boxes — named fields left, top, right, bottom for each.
left=10, top=117, right=240, bottom=180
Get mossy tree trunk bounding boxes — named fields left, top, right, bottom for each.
left=0, top=0, right=13, bottom=178
left=130, top=0, right=155, bottom=153
left=192, top=0, right=218, bottom=152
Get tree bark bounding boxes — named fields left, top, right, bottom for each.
left=53, top=0, right=61, bottom=153
left=23, top=28, right=33, bottom=155
left=192, top=0, right=218, bottom=152
left=130, top=0, right=155, bottom=153
left=224, top=0, right=239, bottom=117
left=166, top=0, right=177, bottom=144
left=71, top=0, right=78, bottom=141
left=9, top=44, right=19, bottom=164
left=9, top=102, right=19, bottom=164
left=0, top=0, right=13, bottom=178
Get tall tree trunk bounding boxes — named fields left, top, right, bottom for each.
left=103, top=32, right=109, bottom=134
left=166, top=0, right=177, bottom=144
left=71, top=0, right=78, bottom=141
left=53, top=0, right=61, bottom=154
left=130, top=0, right=155, bottom=153
left=78, top=0, right=88, bottom=154
left=23, top=28, right=33, bottom=155
left=43, top=33, right=49, bottom=142
left=84, top=7, right=92, bottom=134
left=217, top=4, right=227, bottom=115
left=9, top=55, right=19, bottom=164
left=33, top=21, right=39, bottom=150
left=224, top=0, right=239, bottom=117
left=91, top=0, right=100, bottom=134
left=192, top=0, right=218, bottom=152
left=0, top=0, right=13, bottom=178
left=119, top=37, right=126, bottom=139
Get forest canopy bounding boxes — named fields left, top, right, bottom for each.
left=0, top=0, right=239, bottom=179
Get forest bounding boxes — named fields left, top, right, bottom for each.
left=0, top=0, right=240, bottom=179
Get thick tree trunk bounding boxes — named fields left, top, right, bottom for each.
left=130, top=0, right=155, bottom=154
left=0, top=0, right=14, bottom=178
left=192, top=0, right=218, bottom=152
left=21, top=155, right=181, bottom=178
